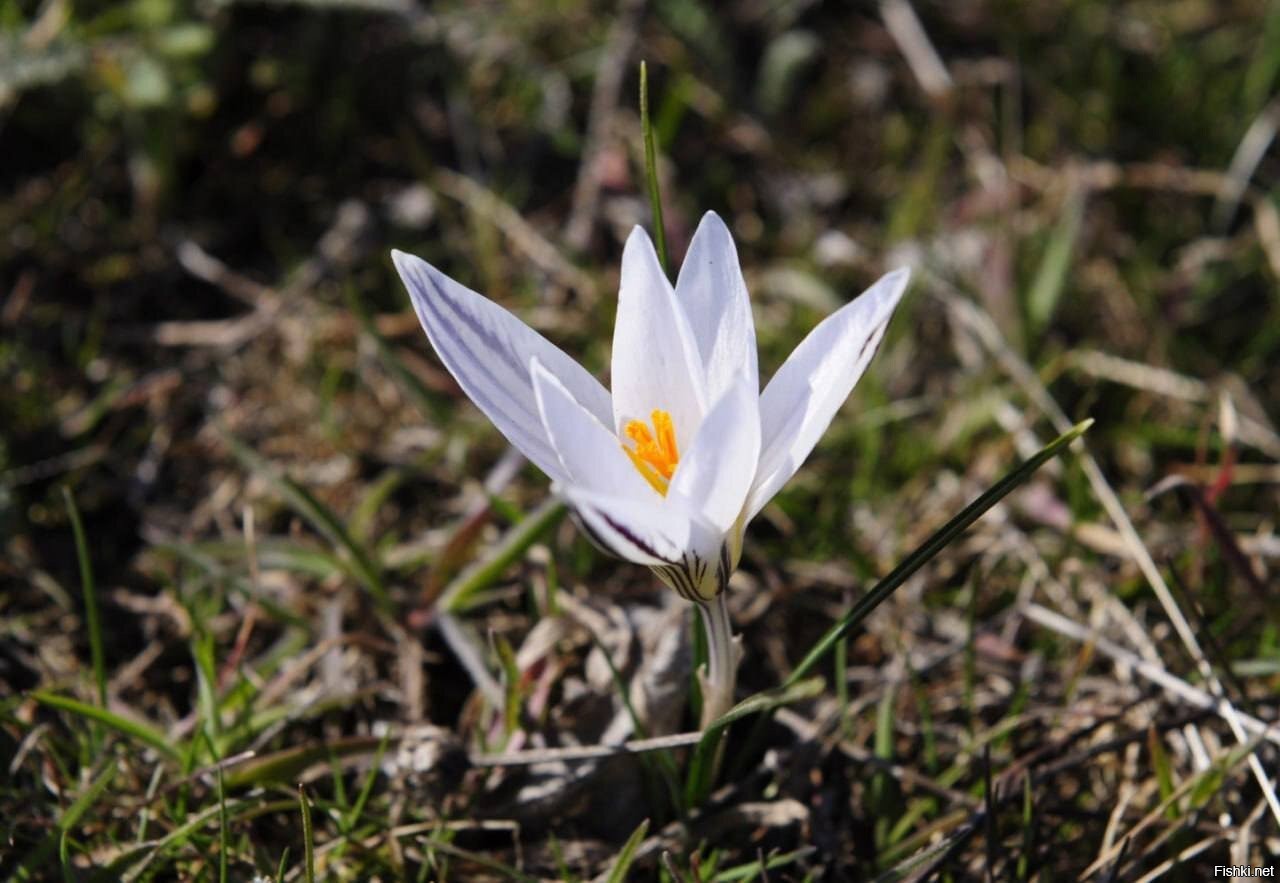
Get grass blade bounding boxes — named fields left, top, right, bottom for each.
left=220, top=427, right=390, bottom=611
left=45, top=758, right=117, bottom=881
left=193, top=634, right=222, bottom=748
left=343, top=731, right=391, bottom=834
left=1019, top=772, right=1034, bottom=881
left=687, top=419, right=1092, bottom=807
left=216, top=763, right=228, bottom=883
left=1148, top=725, right=1180, bottom=820
left=871, top=685, right=900, bottom=850
left=222, top=736, right=382, bottom=790
left=347, top=284, right=449, bottom=423
left=32, top=692, right=180, bottom=760
left=349, top=467, right=407, bottom=545
left=299, top=783, right=316, bottom=883
left=586, top=627, right=684, bottom=817
left=149, top=540, right=310, bottom=627
left=439, top=497, right=566, bottom=612
left=113, top=797, right=293, bottom=881
left=683, top=678, right=826, bottom=806
left=785, top=418, right=1093, bottom=687
left=640, top=60, right=669, bottom=275
left=62, top=487, right=106, bottom=710
left=711, top=848, right=815, bottom=882
left=604, top=818, right=650, bottom=883
left=1025, top=185, right=1085, bottom=337
left=415, top=837, right=538, bottom=882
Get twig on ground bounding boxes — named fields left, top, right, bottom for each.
left=435, top=169, right=599, bottom=301
left=563, top=0, right=646, bottom=252
left=471, top=731, right=702, bottom=767
left=1063, top=349, right=1280, bottom=458
left=1131, top=835, right=1218, bottom=883
left=434, top=611, right=505, bottom=710
left=1023, top=603, right=1280, bottom=750
left=1213, top=97, right=1280, bottom=231
left=881, top=0, right=953, bottom=100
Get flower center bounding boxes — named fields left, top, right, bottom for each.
left=622, top=409, right=679, bottom=496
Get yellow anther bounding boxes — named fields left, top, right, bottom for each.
left=622, top=409, right=680, bottom=496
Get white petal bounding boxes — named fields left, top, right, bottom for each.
left=611, top=227, right=707, bottom=451
left=668, top=373, right=760, bottom=535
left=745, top=268, right=910, bottom=519
left=393, top=250, right=613, bottom=484
left=675, top=211, right=759, bottom=404
left=565, top=487, right=730, bottom=601
left=563, top=487, right=694, bottom=566
left=530, top=358, right=655, bottom=501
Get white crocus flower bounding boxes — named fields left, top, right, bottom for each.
left=392, top=211, right=908, bottom=606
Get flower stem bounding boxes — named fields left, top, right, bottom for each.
left=698, top=592, right=740, bottom=731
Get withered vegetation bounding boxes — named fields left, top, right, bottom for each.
left=2, top=1, right=1278, bottom=879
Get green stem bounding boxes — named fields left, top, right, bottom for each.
left=698, top=592, right=739, bottom=731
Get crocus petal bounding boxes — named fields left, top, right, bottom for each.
left=675, top=211, right=759, bottom=404
left=611, top=227, right=707, bottom=449
left=745, top=268, right=910, bottom=520
left=668, top=372, right=760, bottom=536
left=393, top=250, right=613, bottom=484
left=564, top=487, right=730, bottom=601
left=563, top=487, right=696, bottom=567
left=530, top=357, right=656, bottom=501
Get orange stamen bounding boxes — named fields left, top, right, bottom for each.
left=622, top=409, right=680, bottom=495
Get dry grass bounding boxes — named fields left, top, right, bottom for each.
left=2, top=1, right=1279, bottom=879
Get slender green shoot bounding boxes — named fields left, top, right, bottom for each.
left=63, top=487, right=106, bottom=711
left=834, top=629, right=849, bottom=737
left=1019, top=773, right=1034, bottom=881
left=640, top=60, right=669, bottom=274
left=221, top=427, right=390, bottom=611
left=299, top=783, right=316, bottom=883
left=1149, top=725, right=1180, bottom=820
left=440, top=497, right=566, bottom=612
left=689, top=603, right=708, bottom=725
left=687, top=419, right=1093, bottom=805
left=710, top=848, right=815, bottom=881
left=684, top=677, right=826, bottom=805
left=344, top=729, right=391, bottom=834
left=416, top=837, right=538, bottom=882
left=494, top=633, right=523, bottom=740
left=115, top=798, right=292, bottom=881
left=963, top=568, right=979, bottom=736
left=347, top=284, right=449, bottom=423
left=547, top=833, right=578, bottom=883
left=50, top=758, right=117, bottom=882
left=1025, top=185, right=1085, bottom=338
left=31, top=692, right=180, bottom=760
left=604, top=818, right=650, bottom=883
left=785, top=419, right=1092, bottom=687
left=871, top=685, right=899, bottom=850
left=216, top=762, right=229, bottom=883
left=586, top=628, right=684, bottom=817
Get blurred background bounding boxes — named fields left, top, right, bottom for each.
left=3, top=0, right=1278, bottom=878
